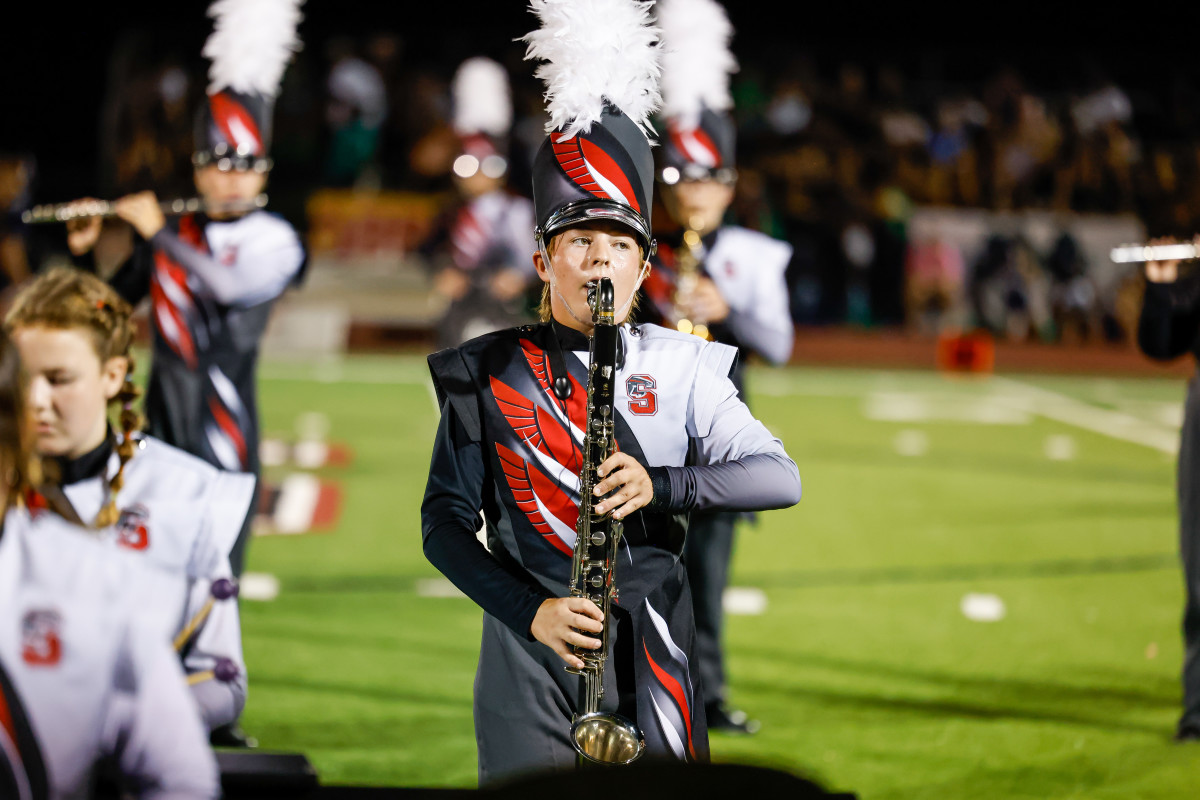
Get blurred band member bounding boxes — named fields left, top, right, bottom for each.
left=6, top=268, right=254, bottom=737
left=643, top=0, right=794, bottom=734
left=1137, top=235, right=1200, bottom=741
left=65, top=0, right=306, bottom=578
left=429, top=57, right=537, bottom=348
left=0, top=326, right=220, bottom=800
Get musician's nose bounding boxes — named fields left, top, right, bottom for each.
left=588, top=237, right=613, bottom=267
left=27, top=375, right=51, bottom=412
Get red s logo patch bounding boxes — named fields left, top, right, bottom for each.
left=22, top=610, right=62, bottom=666
left=116, top=505, right=150, bottom=551
left=626, top=375, right=658, bottom=416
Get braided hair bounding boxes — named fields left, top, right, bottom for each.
left=4, top=267, right=143, bottom=527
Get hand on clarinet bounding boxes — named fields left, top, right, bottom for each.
left=532, top=597, right=604, bottom=668
left=593, top=452, right=653, bottom=520
left=113, top=191, right=166, bottom=240
left=677, top=276, right=730, bottom=324
left=65, top=200, right=103, bottom=256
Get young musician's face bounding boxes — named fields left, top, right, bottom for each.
left=193, top=166, right=267, bottom=218
left=12, top=326, right=126, bottom=459
left=664, top=179, right=735, bottom=236
left=533, top=221, right=646, bottom=332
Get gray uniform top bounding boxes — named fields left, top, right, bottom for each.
left=0, top=506, right=219, bottom=800
left=60, top=436, right=255, bottom=729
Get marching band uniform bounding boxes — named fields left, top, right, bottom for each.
left=422, top=0, right=801, bottom=784
left=49, top=434, right=255, bottom=732
left=643, top=0, right=794, bottom=732
left=74, top=0, right=306, bottom=576
left=429, top=57, right=537, bottom=349
left=0, top=507, right=219, bottom=800
left=1138, top=270, right=1200, bottom=739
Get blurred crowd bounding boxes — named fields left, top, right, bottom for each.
left=7, top=33, right=1200, bottom=347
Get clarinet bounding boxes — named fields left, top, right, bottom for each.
left=565, top=277, right=645, bottom=766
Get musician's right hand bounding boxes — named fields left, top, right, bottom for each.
left=113, top=191, right=166, bottom=240
left=531, top=596, right=604, bottom=669
left=65, top=200, right=103, bottom=256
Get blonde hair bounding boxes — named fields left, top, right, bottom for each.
left=5, top=267, right=143, bottom=527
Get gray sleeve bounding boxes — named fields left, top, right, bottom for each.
left=109, top=619, right=221, bottom=800
left=724, top=310, right=793, bottom=365
left=652, top=351, right=801, bottom=512
left=151, top=217, right=303, bottom=307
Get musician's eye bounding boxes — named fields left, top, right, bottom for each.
left=570, top=236, right=591, bottom=247
left=612, top=240, right=632, bottom=251
left=46, top=372, right=75, bottom=386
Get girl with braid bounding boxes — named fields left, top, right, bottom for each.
left=4, top=267, right=256, bottom=734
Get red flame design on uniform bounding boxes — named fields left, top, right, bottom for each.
left=645, top=642, right=697, bottom=759
left=552, top=133, right=639, bottom=212
left=490, top=376, right=582, bottom=471
left=150, top=215, right=204, bottom=369
left=495, top=442, right=576, bottom=556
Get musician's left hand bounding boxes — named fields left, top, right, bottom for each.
left=594, top=453, right=653, bottom=520
left=113, top=191, right=166, bottom=240
left=678, top=277, right=729, bottom=325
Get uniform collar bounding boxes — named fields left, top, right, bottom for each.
left=51, top=432, right=113, bottom=486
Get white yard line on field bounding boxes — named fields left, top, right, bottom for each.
left=991, top=376, right=1179, bottom=455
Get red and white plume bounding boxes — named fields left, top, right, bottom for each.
left=656, top=0, right=737, bottom=130
left=203, top=0, right=304, bottom=97
left=521, top=0, right=661, bottom=140
left=452, top=58, right=513, bottom=138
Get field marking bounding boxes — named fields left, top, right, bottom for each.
left=993, top=377, right=1179, bottom=455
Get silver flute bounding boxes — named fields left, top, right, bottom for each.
left=21, top=194, right=267, bottom=224
left=1110, top=243, right=1198, bottom=264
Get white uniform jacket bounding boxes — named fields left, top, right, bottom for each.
left=60, top=436, right=256, bottom=730
left=0, top=507, right=219, bottom=800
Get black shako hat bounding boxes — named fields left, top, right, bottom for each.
left=192, top=0, right=302, bottom=172
left=532, top=103, right=655, bottom=252
left=658, top=106, right=737, bottom=185
left=193, top=90, right=274, bottom=172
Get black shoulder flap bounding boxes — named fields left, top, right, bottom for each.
left=427, top=347, right=482, bottom=442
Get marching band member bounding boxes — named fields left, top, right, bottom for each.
left=0, top=328, right=219, bottom=800
left=5, top=268, right=254, bottom=737
left=1137, top=236, right=1200, bottom=741
left=643, top=0, right=795, bottom=734
left=421, top=0, right=801, bottom=784
left=65, top=0, right=306, bottom=577
left=428, top=57, right=538, bottom=348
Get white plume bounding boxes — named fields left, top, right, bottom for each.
left=203, top=0, right=304, bottom=97
left=657, top=0, right=737, bottom=130
left=521, top=0, right=661, bottom=140
left=452, top=58, right=513, bottom=137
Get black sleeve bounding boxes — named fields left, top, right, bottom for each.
left=74, top=237, right=154, bottom=307
left=421, top=400, right=551, bottom=641
left=1138, top=277, right=1200, bottom=361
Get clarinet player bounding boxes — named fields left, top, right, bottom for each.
left=420, top=0, right=801, bottom=785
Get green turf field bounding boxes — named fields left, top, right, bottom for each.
left=241, top=355, right=1197, bottom=797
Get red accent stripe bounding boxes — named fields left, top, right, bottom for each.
left=151, top=254, right=198, bottom=369
left=311, top=482, right=343, bottom=529
left=209, top=92, right=263, bottom=155
left=519, top=340, right=586, bottom=430
left=0, top=691, right=17, bottom=762
left=552, top=136, right=609, bottom=200
left=644, top=642, right=695, bottom=759
left=579, top=139, right=639, bottom=212
left=670, top=126, right=721, bottom=169
left=208, top=396, right=248, bottom=467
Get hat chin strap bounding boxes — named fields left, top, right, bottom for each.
left=541, top=244, right=649, bottom=329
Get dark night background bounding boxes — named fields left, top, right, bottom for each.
left=2, top=0, right=1194, bottom=202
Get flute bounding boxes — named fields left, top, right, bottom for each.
left=20, top=193, right=267, bottom=224
left=1110, top=243, right=1198, bottom=264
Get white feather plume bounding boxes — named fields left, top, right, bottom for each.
left=203, top=0, right=304, bottom=97
left=657, top=0, right=737, bottom=130
left=521, top=0, right=661, bottom=140
left=452, top=58, right=513, bottom=137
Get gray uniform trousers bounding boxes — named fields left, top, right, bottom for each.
left=682, top=510, right=738, bottom=707
left=1180, top=375, right=1200, bottom=730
